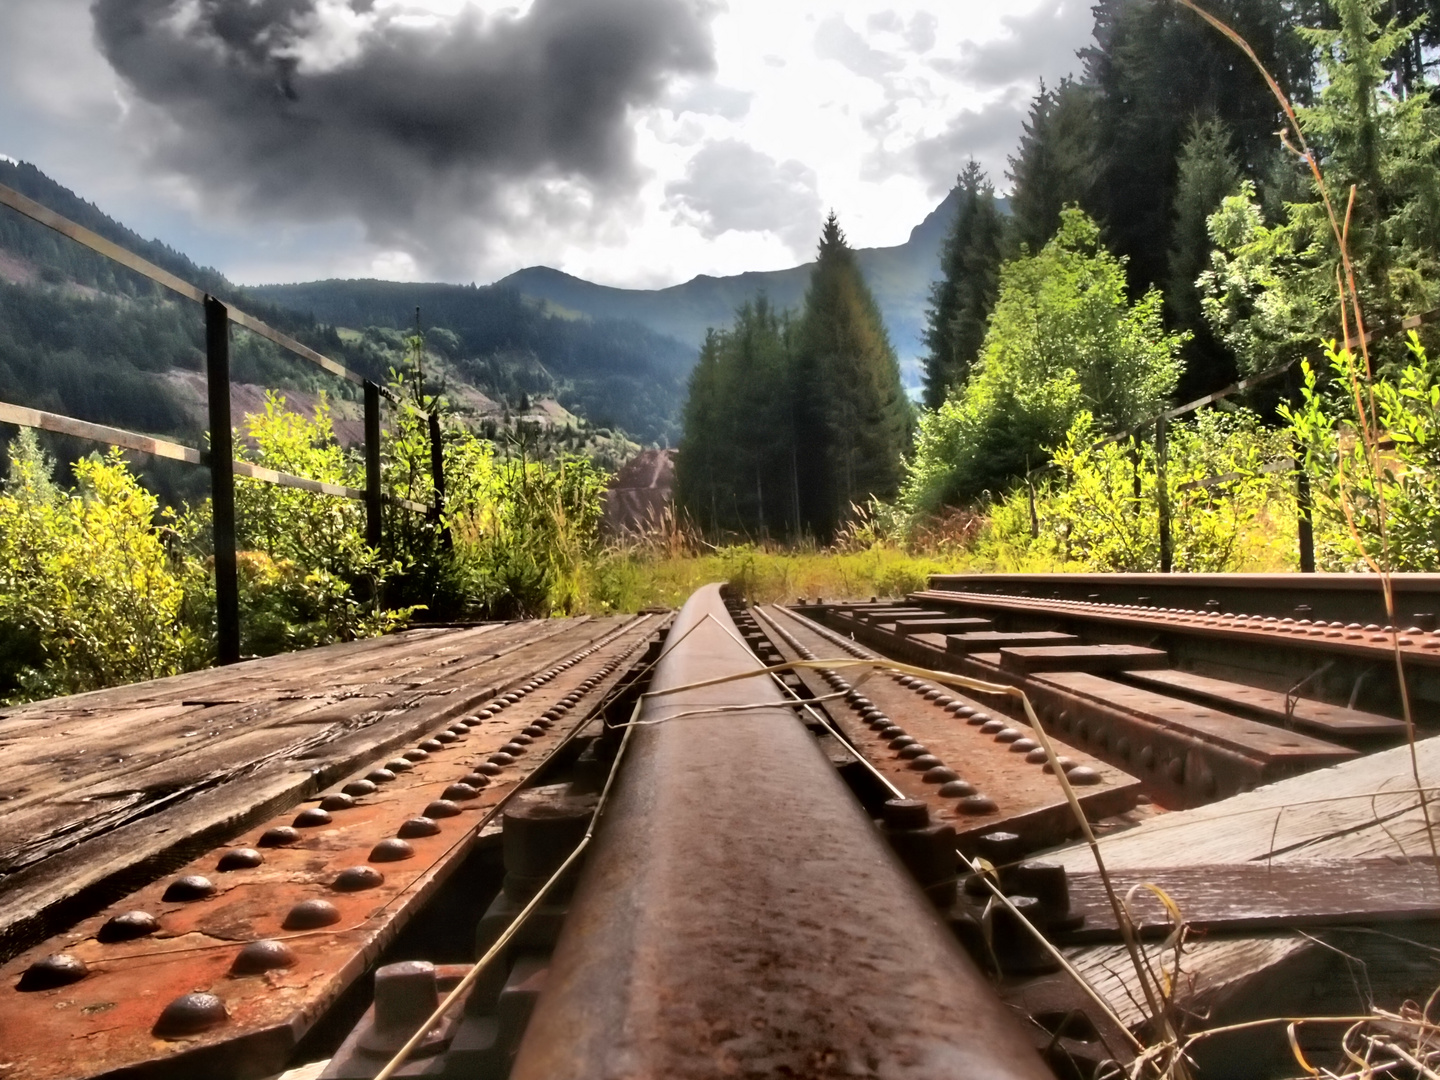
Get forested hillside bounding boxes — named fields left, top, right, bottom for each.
left=496, top=187, right=972, bottom=389
left=251, top=278, right=692, bottom=444
left=0, top=160, right=692, bottom=447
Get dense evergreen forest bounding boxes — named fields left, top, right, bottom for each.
left=0, top=160, right=691, bottom=447
left=678, top=0, right=1440, bottom=540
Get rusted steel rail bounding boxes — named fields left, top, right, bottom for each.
left=511, top=584, right=1053, bottom=1080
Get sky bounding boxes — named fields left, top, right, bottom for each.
left=0, top=0, right=1094, bottom=290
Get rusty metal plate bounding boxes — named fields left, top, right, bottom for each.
left=761, top=607, right=1140, bottom=852
left=1035, top=672, right=1357, bottom=765
left=911, top=589, right=1440, bottom=669
left=947, top=631, right=1080, bottom=654
left=1125, top=669, right=1406, bottom=740
left=0, top=618, right=662, bottom=1080
left=998, top=644, right=1171, bottom=674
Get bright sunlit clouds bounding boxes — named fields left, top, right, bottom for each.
left=0, top=0, right=1092, bottom=288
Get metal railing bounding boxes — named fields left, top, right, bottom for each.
left=0, top=182, right=441, bottom=664
left=1024, top=306, right=1440, bottom=574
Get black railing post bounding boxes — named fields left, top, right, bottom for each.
left=205, top=296, right=240, bottom=665
left=429, top=410, right=451, bottom=549
left=364, top=381, right=383, bottom=551
left=1297, top=463, right=1316, bottom=573
left=1156, top=416, right=1172, bottom=573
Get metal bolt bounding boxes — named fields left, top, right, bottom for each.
left=880, top=798, right=929, bottom=830
left=923, top=766, right=959, bottom=784
left=333, top=866, right=385, bottom=892
left=979, top=719, right=1005, bottom=734
left=98, top=911, right=160, bottom=943
left=163, top=875, right=217, bottom=902
left=403, top=749, right=428, bottom=762
left=397, top=817, right=441, bottom=839
left=897, top=744, right=928, bottom=759
left=433, top=731, right=458, bottom=744
left=908, top=754, right=944, bottom=771
left=369, top=838, right=415, bottom=862
left=293, top=808, right=332, bottom=828
left=231, top=939, right=297, bottom=975
left=993, top=728, right=1022, bottom=743
left=460, top=772, right=491, bottom=788
left=1068, top=766, right=1102, bottom=785
left=282, top=899, right=341, bottom=930
left=888, top=735, right=917, bottom=749
left=442, top=783, right=480, bottom=801
left=1009, top=738, right=1039, bottom=753
left=488, top=752, right=516, bottom=766
left=977, top=831, right=1024, bottom=867
left=417, top=739, right=444, bottom=752
left=343, top=780, right=378, bottom=797
left=386, top=759, right=414, bottom=772
left=938, top=779, right=977, bottom=798
left=422, top=799, right=462, bottom=819
left=258, top=826, right=300, bottom=847
left=18, top=954, right=88, bottom=990
left=1024, top=747, right=1048, bottom=765
left=217, top=848, right=263, bottom=871
left=320, top=794, right=356, bottom=812
left=366, top=768, right=397, bottom=784
left=153, top=992, right=228, bottom=1038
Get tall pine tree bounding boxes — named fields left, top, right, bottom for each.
left=921, top=161, right=1010, bottom=409
left=1007, top=79, right=1102, bottom=252
left=794, top=213, right=911, bottom=537
left=1167, top=117, right=1244, bottom=397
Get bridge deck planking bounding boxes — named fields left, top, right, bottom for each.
left=0, top=616, right=642, bottom=961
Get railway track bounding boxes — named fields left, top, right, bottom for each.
left=3, top=577, right=1440, bottom=1080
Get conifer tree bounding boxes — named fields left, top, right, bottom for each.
left=921, top=162, right=1010, bottom=409
left=1007, top=79, right=1102, bottom=252
left=795, top=213, right=911, bottom=537
left=1167, top=118, right=1243, bottom=396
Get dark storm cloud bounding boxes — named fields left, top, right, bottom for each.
left=887, top=90, right=1028, bottom=195
left=935, top=0, right=1089, bottom=89
left=90, top=0, right=719, bottom=273
left=664, top=139, right=820, bottom=250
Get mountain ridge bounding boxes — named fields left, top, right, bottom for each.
left=493, top=187, right=971, bottom=384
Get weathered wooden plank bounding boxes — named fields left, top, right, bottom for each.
left=888, top=617, right=995, bottom=636
left=999, top=644, right=1171, bottom=674
left=1052, top=734, right=1440, bottom=872
left=1125, top=668, right=1407, bottom=740
left=1056, top=859, right=1440, bottom=941
left=0, top=615, right=650, bottom=960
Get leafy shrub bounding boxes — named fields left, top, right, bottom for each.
left=1285, top=333, right=1440, bottom=570
left=903, top=209, right=1186, bottom=514
left=0, top=431, right=201, bottom=700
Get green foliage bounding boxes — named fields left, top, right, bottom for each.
left=1168, top=118, right=1246, bottom=396
left=1006, top=79, right=1102, bottom=254
left=1202, top=0, right=1440, bottom=375
left=1284, top=332, right=1440, bottom=569
left=0, top=431, right=202, bottom=701
left=965, top=409, right=1292, bottom=573
left=903, top=209, right=1186, bottom=513
left=674, top=299, right=798, bottom=537
left=793, top=213, right=912, bottom=538
left=677, top=215, right=910, bottom=542
left=922, top=162, right=1011, bottom=409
